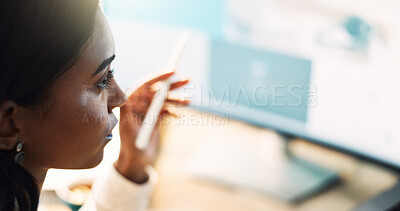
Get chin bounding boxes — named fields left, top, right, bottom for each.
left=74, top=150, right=105, bottom=169
left=87, top=151, right=105, bottom=169
left=83, top=139, right=110, bottom=169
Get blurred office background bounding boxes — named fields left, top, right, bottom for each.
left=102, top=0, right=400, bottom=52
left=101, top=0, right=400, bottom=147
left=102, top=0, right=400, bottom=108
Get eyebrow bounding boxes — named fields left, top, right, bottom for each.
left=92, top=54, right=116, bottom=77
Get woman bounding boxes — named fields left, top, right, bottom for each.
left=0, top=0, right=189, bottom=210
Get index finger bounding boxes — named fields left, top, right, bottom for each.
left=143, top=70, right=175, bottom=86
left=125, top=69, right=175, bottom=97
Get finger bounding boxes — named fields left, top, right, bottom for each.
left=169, top=79, right=189, bottom=90
left=144, top=71, right=175, bottom=86
left=160, top=109, right=179, bottom=118
left=166, top=98, right=190, bottom=105
left=168, top=111, right=179, bottom=118
left=147, top=80, right=189, bottom=101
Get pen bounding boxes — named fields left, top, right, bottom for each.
left=135, top=32, right=191, bottom=150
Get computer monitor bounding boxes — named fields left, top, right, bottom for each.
left=187, top=39, right=400, bottom=206
left=191, top=39, right=400, bottom=172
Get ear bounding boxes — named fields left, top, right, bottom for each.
left=0, top=100, right=19, bottom=150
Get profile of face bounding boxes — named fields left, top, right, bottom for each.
left=14, top=8, right=126, bottom=170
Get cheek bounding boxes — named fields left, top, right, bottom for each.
left=79, top=91, right=109, bottom=131
left=26, top=90, right=110, bottom=168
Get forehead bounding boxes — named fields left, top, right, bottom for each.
left=60, top=9, right=115, bottom=82
left=82, top=9, right=115, bottom=70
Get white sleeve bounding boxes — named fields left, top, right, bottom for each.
left=80, top=165, right=158, bottom=211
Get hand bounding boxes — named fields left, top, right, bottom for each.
left=115, top=71, right=189, bottom=183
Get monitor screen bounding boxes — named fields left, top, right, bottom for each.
left=192, top=40, right=400, bottom=170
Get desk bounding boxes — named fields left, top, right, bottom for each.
left=40, top=108, right=398, bottom=211
left=150, top=108, right=398, bottom=211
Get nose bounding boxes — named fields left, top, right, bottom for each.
left=107, top=80, right=127, bottom=113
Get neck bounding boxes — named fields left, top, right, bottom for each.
left=24, top=163, right=48, bottom=192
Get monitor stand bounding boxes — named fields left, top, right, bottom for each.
left=276, top=133, right=341, bottom=202
left=353, top=180, right=400, bottom=211
left=189, top=133, right=340, bottom=203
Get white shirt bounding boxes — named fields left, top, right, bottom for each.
left=80, top=165, right=158, bottom=211
left=39, top=166, right=158, bottom=211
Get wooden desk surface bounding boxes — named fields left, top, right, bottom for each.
left=40, top=108, right=398, bottom=211
left=150, top=108, right=398, bottom=211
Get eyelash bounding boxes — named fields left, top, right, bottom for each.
left=97, top=69, right=114, bottom=90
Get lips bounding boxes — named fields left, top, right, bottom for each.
left=105, top=115, right=118, bottom=141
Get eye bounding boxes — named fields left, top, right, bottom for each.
left=97, top=69, right=114, bottom=90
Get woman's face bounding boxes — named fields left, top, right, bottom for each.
left=17, top=9, right=126, bottom=169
